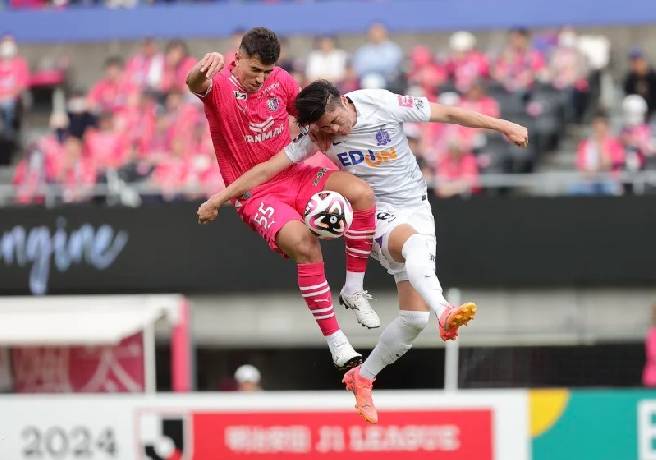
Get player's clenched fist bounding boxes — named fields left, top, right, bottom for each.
left=197, top=199, right=220, bottom=224
left=198, top=52, right=224, bottom=79
left=503, top=122, right=529, bottom=148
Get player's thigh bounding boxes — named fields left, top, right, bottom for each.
left=294, top=166, right=335, bottom=212
left=323, top=170, right=375, bottom=210
left=396, top=280, right=430, bottom=312
left=238, top=195, right=310, bottom=258
left=276, top=220, right=322, bottom=263
left=373, top=202, right=437, bottom=281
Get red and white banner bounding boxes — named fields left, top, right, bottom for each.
left=11, top=332, right=144, bottom=393
left=190, top=409, right=492, bottom=460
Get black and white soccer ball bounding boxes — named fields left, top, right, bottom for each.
left=303, top=191, right=353, bottom=239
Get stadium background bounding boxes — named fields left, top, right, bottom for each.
left=1, top=0, right=656, bottom=459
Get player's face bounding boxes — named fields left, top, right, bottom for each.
left=314, top=97, right=355, bottom=136
left=234, top=51, right=275, bottom=93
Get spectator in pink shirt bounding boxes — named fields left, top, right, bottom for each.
left=459, top=81, right=500, bottom=118
left=493, top=28, right=545, bottom=93
left=407, top=45, right=446, bottom=100
left=12, top=139, right=59, bottom=205
left=87, top=56, right=137, bottom=114
left=0, top=35, right=29, bottom=142
left=547, top=27, right=589, bottom=122
left=435, top=135, right=480, bottom=198
left=55, top=137, right=97, bottom=203
left=84, top=112, right=129, bottom=170
left=573, top=111, right=624, bottom=195
left=114, top=91, right=157, bottom=159
left=125, top=37, right=164, bottom=92
left=446, top=31, right=490, bottom=94
left=458, top=81, right=500, bottom=157
left=160, top=40, right=196, bottom=94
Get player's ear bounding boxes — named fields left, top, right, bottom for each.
left=340, top=95, right=348, bottom=108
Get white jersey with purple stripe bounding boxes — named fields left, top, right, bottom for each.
left=284, top=89, right=431, bottom=208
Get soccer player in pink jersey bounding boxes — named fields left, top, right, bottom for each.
left=187, top=27, right=379, bottom=370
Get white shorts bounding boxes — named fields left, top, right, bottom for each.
left=370, top=200, right=436, bottom=283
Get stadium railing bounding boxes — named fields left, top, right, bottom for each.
left=2, top=170, right=656, bottom=207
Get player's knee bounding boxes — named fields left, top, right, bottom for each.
left=401, top=233, right=433, bottom=261
left=399, top=311, right=430, bottom=334
left=288, top=230, right=322, bottom=262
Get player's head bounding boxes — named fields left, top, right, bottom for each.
left=234, top=27, right=280, bottom=93
left=104, top=56, right=124, bottom=81
left=295, top=80, right=355, bottom=136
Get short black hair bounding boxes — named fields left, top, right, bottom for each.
left=240, top=27, right=280, bottom=65
left=295, top=80, right=342, bottom=126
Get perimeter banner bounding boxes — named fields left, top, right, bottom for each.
left=0, top=390, right=528, bottom=460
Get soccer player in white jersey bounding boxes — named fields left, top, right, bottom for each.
left=197, top=79, right=528, bottom=423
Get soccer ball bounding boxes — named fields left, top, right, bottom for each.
left=304, top=191, right=353, bottom=239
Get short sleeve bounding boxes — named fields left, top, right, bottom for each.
left=284, top=129, right=316, bottom=163
left=192, top=72, right=219, bottom=101
left=380, top=90, right=431, bottom=123
left=363, top=89, right=431, bottom=123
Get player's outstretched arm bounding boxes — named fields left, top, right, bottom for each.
left=197, top=151, right=293, bottom=224
left=429, top=103, right=529, bottom=147
left=186, top=52, right=224, bottom=96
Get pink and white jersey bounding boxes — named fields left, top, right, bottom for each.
left=197, top=63, right=300, bottom=186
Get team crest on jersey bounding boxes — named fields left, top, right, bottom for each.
left=267, top=96, right=279, bottom=111
left=376, top=128, right=391, bottom=146
left=234, top=91, right=247, bottom=100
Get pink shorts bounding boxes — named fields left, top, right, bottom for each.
left=236, top=164, right=334, bottom=255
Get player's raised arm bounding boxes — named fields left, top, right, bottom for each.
left=197, top=150, right=292, bottom=223
left=186, top=52, right=224, bottom=96
left=197, top=132, right=316, bottom=224
left=429, top=102, right=529, bottom=147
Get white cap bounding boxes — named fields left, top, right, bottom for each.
left=449, top=31, right=476, bottom=52
left=234, top=364, right=261, bottom=383
left=622, top=94, right=647, bottom=126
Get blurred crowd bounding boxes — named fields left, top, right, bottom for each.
left=9, top=37, right=222, bottom=204
left=3, top=23, right=656, bottom=204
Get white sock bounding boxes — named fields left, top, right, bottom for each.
left=325, top=329, right=347, bottom=353
left=342, top=271, right=365, bottom=296
left=401, top=234, right=449, bottom=318
left=360, top=310, right=430, bottom=380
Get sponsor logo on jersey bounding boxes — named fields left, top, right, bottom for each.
left=398, top=95, right=414, bottom=108
left=245, top=124, right=285, bottom=143
left=336, top=148, right=398, bottom=168
left=263, top=81, right=281, bottom=93
left=234, top=91, right=247, bottom=100
left=248, top=117, right=275, bottom=133
left=375, top=128, right=391, bottom=146
left=245, top=117, right=285, bottom=143
left=267, top=96, right=279, bottom=111
left=376, top=211, right=397, bottom=222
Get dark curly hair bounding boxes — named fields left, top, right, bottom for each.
left=295, top=80, right=342, bottom=126
left=240, top=27, right=281, bottom=65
